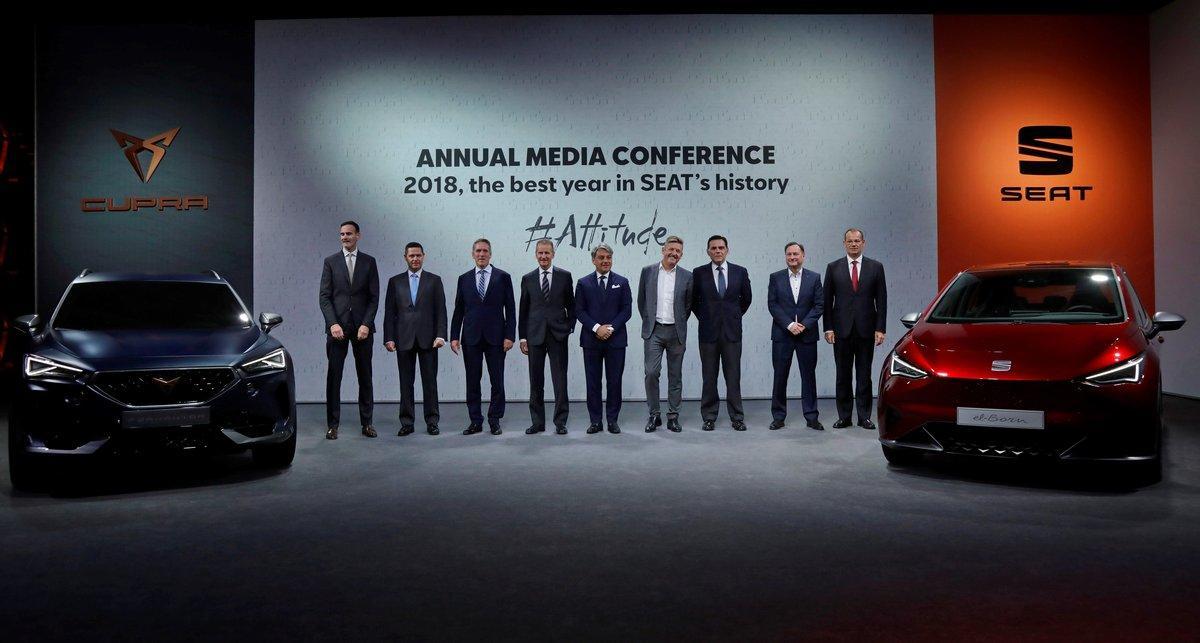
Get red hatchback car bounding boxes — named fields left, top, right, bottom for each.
left=877, top=262, right=1185, bottom=479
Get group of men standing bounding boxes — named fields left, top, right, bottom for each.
left=318, top=220, right=887, bottom=439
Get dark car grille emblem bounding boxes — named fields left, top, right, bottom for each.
left=151, top=376, right=182, bottom=393
left=94, top=369, right=236, bottom=406
left=991, top=360, right=1012, bottom=372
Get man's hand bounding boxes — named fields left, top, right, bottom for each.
left=385, top=341, right=396, bottom=352
left=824, top=330, right=836, bottom=345
left=330, top=324, right=345, bottom=341
left=519, top=339, right=529, bottom=355
left=596, top=325, right=614, bottom=340
left=433, top=338, right=446, bottom=349
left=874, top=331, right=886, bottom=347
left=450, top=340, right=460, bottom=355
left=503, top=339, right=514, bottom=352
left=357, top=325, right=370, bottom=341
left=788, top=322, right=804, bottom=336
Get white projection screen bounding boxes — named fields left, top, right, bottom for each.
left=254, top=15, right=938, bottom=403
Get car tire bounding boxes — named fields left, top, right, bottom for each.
left=252, top=428, right=296, bottom=469
left=881, top=444, right=923, bottom=467
left=8, top=412, right=46, bottom=492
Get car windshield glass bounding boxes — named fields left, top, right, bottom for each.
left=928, top=268, right=1125, bottom=323
left=53, top=282, right=252, bottom=331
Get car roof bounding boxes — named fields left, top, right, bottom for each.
left=71, top=271, right=228, bottom=284
left=964, top=261, right=1120, bottom=273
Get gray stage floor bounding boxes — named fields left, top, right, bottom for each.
left=3, top=397, right=1200, bottom=641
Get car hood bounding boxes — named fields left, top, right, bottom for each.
left=905, top=321, right=1144, bottom=381
left=49, top=327, right=266, bottom=370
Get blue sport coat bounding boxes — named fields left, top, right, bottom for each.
left=767, top=267, right=824, bottom=343
left=451, top=266, right=516, bottom=346
left=574, top=271, right=633, bottom=349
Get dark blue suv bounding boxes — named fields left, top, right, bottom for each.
left=9, top=271, right=296, bottom=490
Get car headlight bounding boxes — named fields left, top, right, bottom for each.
left=242, top=348, right=287, bottom=374
left=1083, top=354, right=1144, bottom=385
left=889, top=353, right=928, bottom=379
left=24, top=354, right=84, bottom=380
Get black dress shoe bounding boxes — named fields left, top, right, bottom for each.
left=768, top=420, right=785, bottom=431
left=832, top=418, right=853, bottom=429
left=526, top=425, right=545, bottom=435
left=326, top=426, right=339, bottom=440
left=645, top=414, right=661, bottom=433
left=362, top=425, right=378, bottom=438
left=731, top=421, right=747, bottom=432
left=807, top=420, right=825, bottom=431
left=489, top=422, right=503, bottom=435
left=667, top=416, right=682, bottom=433
left=858, top=419, right=877, bottom=431
left=427, top=426, right=440, bottom=435
left=608, top=423, right=621, bottom=434
left=398, top=426, right=415, bottom=436
left=463, top=424, right=483, bottom=435
left=587, top=423, right=603, bottom=434
left=702, top=420, right=716, bottom=431
left=555, top=426, right=568, bottom=435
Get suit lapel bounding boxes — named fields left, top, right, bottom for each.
left=647, top=265, right=658, bottom=312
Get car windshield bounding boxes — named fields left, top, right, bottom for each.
left=928, top=268, right=1125, bottom=323
left=53, top=282, right=252, bottom=331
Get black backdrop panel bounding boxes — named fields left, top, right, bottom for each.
left=36, top=23, right=253, bottom=314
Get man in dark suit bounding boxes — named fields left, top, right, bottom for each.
left=451, top=238, right=516, bottom=435
left=575, top=244, right=632, bottom=435
left=691, top=235, right=753, bottom=432
left=768, top=242, right=825, bottom=431
left=319, top=220, right=380, bottom=440
left=823, top=228, right=887, bottom=430
left=519, top=239, right=575, bottom=435
left=637, top=235, right=693, bottom=433
left=384, top=242, right=447, bottom=436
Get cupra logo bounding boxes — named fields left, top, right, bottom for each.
left=110, top=127, right=180, bottom=183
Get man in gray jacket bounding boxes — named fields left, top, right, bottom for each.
left=638, top=235, right=694, bottom=433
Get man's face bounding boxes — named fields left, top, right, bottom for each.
left=405, top=248, right=425, bottom=272
left=535, top=244, right=554, bottom=270
left=661, top=242, right=683, bottom=270
left=844, top=231, right=865, bottom=258
left=592, top=250, right=613, bottom=274
left=785, top=244, right=805, bottom=270
left=473, top=242, right=491, bottom=268
left=707, top=239, right=728, bottom=264
left=339, top=225, right=360, bottom=251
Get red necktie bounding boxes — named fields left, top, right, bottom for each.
left=851, top=260, right=859, bottom=292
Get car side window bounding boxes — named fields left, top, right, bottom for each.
left=1121, top=270, right=1151, bottom=331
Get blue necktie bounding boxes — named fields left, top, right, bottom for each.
left=477, top=269, right=486, bottom=299
left=410, top=273, right=419, bottom=305
left=716, top=265, right=726, bottom=297
left=599, top=274, right=607, bottom=299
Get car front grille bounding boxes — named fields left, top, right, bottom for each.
left=92, top=368, right=237, bottom=407
left=924, top=422, right=1083, bottom=459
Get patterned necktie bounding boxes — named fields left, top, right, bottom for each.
left=716, top=265, right=726, bottom=297
left=477, top=269, right=487, bottom=299
left=346, top=253, right=355, bottom=284
left=410, top=273, right=419, bottom=305
left=851, top=260, right=859, bottom=292
left=541, top=270, right=551, bottom=301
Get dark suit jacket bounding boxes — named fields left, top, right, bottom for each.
left=767, top=268, right=824, bottom=343
left=450, top=266, right=516, bottom=346
left=822, top=256, right=887, bottom=338
left=637, top=263, right=694, bottom=342
left=691, top=262, right=752, bottom=343
left=519, top=267, right=576, bottom=345
left=383, top=271, right=448, bottom=351
left=319, top=250, right=379, bottom=336
left=575, top=271, right=633, bottom=349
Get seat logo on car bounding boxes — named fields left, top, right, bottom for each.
left=991, top=360, right=1012, bottom=372
left=151, top=376, right=182, bottom=393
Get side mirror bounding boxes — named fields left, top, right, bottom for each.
left=13, top=314, right=42, bottom=335
left=900, top=312, right=921, bottom=329
left=1148, top=311, right=1186, bottom=339
left=259, top=312, right=283, bottom=334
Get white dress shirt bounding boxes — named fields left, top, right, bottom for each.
left=476, top=265, right=492, bottom=294
left=846, top=255, right=863, bottom=279
left=656, top=265, right=677, bottom=324
left=539, top=266, right=553, bottom=290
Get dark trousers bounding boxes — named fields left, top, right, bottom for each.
left=528, top=336, right=569, bottom=428
left=397, top=346, right=439, bottom=428
left=771, top=339, right=818, bottom=422
left=834, top=333, right=875, bottom=422
left=699, top=340, right=744, bottom=422
left=463, top=341, right=506, bottom=425
left=326, top=334, right=373, bottom=428
left=583, top=346, right=625, bottom=424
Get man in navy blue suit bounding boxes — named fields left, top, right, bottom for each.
left=574, top=244, right=632, bottom=434
left=450, top=238, right=516, bottom=435
left=691, top=235, right=753, bottom=432
left=767, top=242, right=825, bottom=431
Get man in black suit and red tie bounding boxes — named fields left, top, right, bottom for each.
left=319, top=220, right=380, bottom=440
left=451, top=238, right=516, bottom=436
left=383, top=242, right=447, bottom=436
left=519, top=239, right=575, bottom=435
left=823, top=228, right=888, bottom=430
